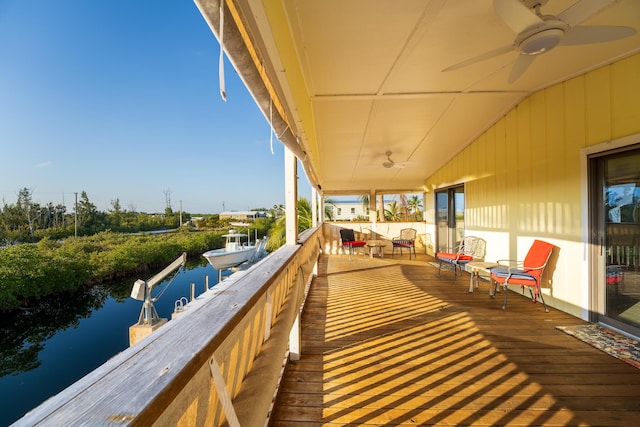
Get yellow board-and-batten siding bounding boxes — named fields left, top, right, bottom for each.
left=425, top=53, right=640, bottom=318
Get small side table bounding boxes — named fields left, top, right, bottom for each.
left=367, top=240, right=385, bottom=258
left=466, top=261, right=499, bottom=294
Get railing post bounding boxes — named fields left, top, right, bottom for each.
left=289, top=265, right=305, bottom=361
left=289, top=313, right=301, bottom=361
left=264, top=290, right=273, bottom=342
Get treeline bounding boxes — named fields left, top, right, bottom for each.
left=0, top=189, right=285, bottom=312
left=0, top=230, right=225, bottom=312
left=0, top=188, right=195, bottom=244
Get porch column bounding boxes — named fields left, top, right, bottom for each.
left=311, top=187, right=318, bottom=228
left=284, top=147, right=301, bottom=360
left=369, top=190, right=377, bottom=237
left=285, top=147, right=298, bottom=246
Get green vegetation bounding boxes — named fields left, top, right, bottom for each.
left=0, top=188, right=291, bottom=312
left=0, top=231, right=226, bottom=312
left=266, top=198, right=312, bottom=251
left=0, top=188, right=198, bottom=244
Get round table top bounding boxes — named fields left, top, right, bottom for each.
left=367, top=240, right=385, bottom=246
left=466, top=261, right=499, bottom=270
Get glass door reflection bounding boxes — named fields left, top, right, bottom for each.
left=595, top=147, right=640, bottom=335
left=435, top=185, right=465, bottom=252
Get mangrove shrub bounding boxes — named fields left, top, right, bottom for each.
left=0, top=231, right=224, bottom=312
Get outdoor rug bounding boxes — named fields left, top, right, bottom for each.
left=556, top=324, right=640, bottom=369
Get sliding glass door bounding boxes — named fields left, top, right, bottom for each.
left=435, top=185, right=465, bottom=252
left=590, top=145, right=640, bottom=336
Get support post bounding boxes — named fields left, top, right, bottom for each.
left=285, top=147, right=298, bottom=245
left=369, top=190, right=377, bottom=237
left=311, top=187, right=318, bottom=228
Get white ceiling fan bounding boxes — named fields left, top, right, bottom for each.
left=443, top=0, right=637, bottom=83
left=382, top=151, right=407, bottom=169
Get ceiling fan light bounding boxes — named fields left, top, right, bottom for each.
left=517, top=28, right=564, bottom=55
left=382, top=150, right=395, bottom=168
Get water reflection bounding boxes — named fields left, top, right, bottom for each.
left=0, top=285, right=110, bottom=378
left=0, top=258, right=217, bottom=425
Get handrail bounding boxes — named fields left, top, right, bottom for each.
left=15, top=226, right=323, bottom=426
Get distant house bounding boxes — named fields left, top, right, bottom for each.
left=325, top=200, right=367, bottom=221
left=219, top=211, right=267, bottom=221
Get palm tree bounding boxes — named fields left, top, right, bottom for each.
left=359, top=194, right=369, bottom=215
left=398, top=194, right=410, bottom=221
left=298, top=197, right=312, bottom=230
left=407, top=195, right=423, bottom=220
left=266, top=198, right=312, bottom=251
left=269, top=204, right=284, bottom=219
left=324, top=197, right=336, bottom=221
left=384, top=201, right=402, bottom=221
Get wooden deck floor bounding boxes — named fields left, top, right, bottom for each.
left=271, top=253, right=640, bottom=426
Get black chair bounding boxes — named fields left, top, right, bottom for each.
left=339, top=229, right=366, bottom=259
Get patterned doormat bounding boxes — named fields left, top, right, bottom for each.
left=556, top=324, right=640, bottom=369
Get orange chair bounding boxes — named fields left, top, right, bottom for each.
left=436, top=236, right=485, bottom=280
left=490, top=240, right=553, bottom=312
left=339, top=229, right=366, bottom=259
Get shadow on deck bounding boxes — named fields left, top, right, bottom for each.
left=272, top=253, right=640, bottom=426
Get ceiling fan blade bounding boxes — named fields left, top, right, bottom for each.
left=560, top=25, right=637, bottom=46
left=557, top=0, right=619, bottom=27
left=493, top=0, right=543, bottom=34
left=443, top=44, right=513, bottom=72
left=508, top=54, right=536, bottom=83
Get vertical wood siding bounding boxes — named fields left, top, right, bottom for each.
left=425, top=53, right=640, bottom=317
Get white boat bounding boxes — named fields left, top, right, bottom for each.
left=202, top=229, right=262, bottom=271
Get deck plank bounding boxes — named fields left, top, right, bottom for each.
left=271, top=254, right=640, bottom=427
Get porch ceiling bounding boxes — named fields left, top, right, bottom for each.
left=197, top=0, right=640, bottom=194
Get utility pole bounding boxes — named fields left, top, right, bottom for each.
left=163, top=188, right=172, bottom=212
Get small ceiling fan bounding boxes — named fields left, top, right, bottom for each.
left=382, top=151, right=406, bottom=169
left=443, top=0, right=636, bottom=83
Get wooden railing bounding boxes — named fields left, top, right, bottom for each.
left=15, top=227, right=322, bottom=427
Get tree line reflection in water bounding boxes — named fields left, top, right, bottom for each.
left=0, top=258, right=213, bottom=425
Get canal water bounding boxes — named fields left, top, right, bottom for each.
left=0, top=258, right=223, bottom=426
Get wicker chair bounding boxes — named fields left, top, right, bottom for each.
left=436, top=236, right=486, bottom=280
left=392, top=228, right=417, bottom=259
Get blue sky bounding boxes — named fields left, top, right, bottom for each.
left=0, top=0, right=311, bottom=214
